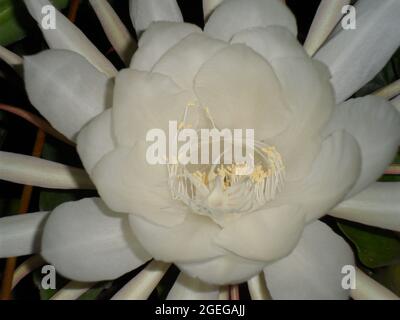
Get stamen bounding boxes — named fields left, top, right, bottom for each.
left=167, top=103, right=286, bottom=226
left=167, top=141, right=286, bottom=226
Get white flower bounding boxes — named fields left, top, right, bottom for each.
left=0, top=0, right=400, bottom=300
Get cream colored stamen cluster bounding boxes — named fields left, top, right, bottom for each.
left=167, top=103, right=286, bottom=226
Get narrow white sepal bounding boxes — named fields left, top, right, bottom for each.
left=89, top=0, right=137, bottom=65
left=331, top=182, right=400, bottom=232
left=12, top=256, right=45, bottom=289
left=24, top=50, right=113, bottom=141
left=0, top=151, right=94, bottom=190
left=351, top=268, right=399, bottom=300
left=315, top=0, right=400, bottom=103
left=247, top=273, right=272, bottom=300
left=391, top=95, right=400, bottom=112
left=51, top=282, right=96, bottom=300
left=218, top=286, right=229, bottom=300
left=0, top=212, right=49, bottom=258
left=0, top=45, right=23, bottom=66
left=374, top=79, right=400, bottom=100
left=203, top=0, right=224, bottom=19
left=166, top=272, right=219, bottom=300
left=24, top=0, right=117, bottom=77
left=111, top=261, right=170, bottom=300
left=304, top=0, right=350, bottom=56
left=129, top=0, right=183, bottom=37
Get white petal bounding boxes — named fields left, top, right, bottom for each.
left=275, top=131, right=361, bottom=222
left=129, top=213, right=225, bottom=263
left=131, top=22, right=202, bottom=72
left=391, top=95, right=400, bottom=112
left=112, top=69, right=193, bottom=146
left=231, top=26, right=307, bottom=62
left=89, top=0, right=136, bottom=65
left=0, top=151, right=94, bottom=189
left=304, top=0, right=351, bottom=56
left=323, top=96, right=400, bottom=198
left=315, top=0, right=400, bottom=103
left=233, top=29, right=333, bottom=181
left=24, top=50, right=113, bottom=141
left=204, top=0, right=297, bottom=42
left=166, top=272, right=219, bottom=300
left=41, top=198, right=151, bottom=282
left=77, top=109, right=116, bottom=175
left=0, top=212, right=48, bottom=258
left=203, top=0, right=224, bottom=19
left=153, top=33, right=227, bottom=90
left=177, top=255, right=266, bottom=285
left=331, top=182, right=400, bottom=232
left=194, top=44, right=290, bottom=140
left=92, top=143, right=187, bottom=227
left=0, top=45, right=22, bottom=66
left=264, top=221, right=355, bottom=300
left=232, top=28, right=334, bottom=181
left=129, top=0, right=183, bottom=36
left=24, top=0, right=117, bottom=77
left=215, top=206, right=305, bottom=262
left=268, top=56, right=334, bottom=181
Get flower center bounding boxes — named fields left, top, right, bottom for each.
left=166, top=103, right=286, bottom=226
left=167, top=142, right=285, bottom=227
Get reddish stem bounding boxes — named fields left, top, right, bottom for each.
left=0, top=130, right=46, bottom=300
left=229, top=285, right=240, bottom=300
left=385, top=165, right=400, bottom=175
left=0, top=104, right=74, bottom=146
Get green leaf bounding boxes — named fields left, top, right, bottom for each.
left=0, top=198, right=20, bottom=216
left=0, top=0, right=69, bottom=46
left=78, top=282, right=110, bottom=300
left=373, top=265, right=400, bottom=297
left=338, top=221, right=400, bottom=268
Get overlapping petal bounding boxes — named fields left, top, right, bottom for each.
left=214, top=205, right=305, bottom=262
left=323, top=96, right=400, bottom=198
left=204, top=0, right=297, bottom=42
left=152, top=33, right=227, bottom=90
left=92, top=142, right=187, bottom=227
left=77, top=109, right=116, bottom=175
left=41, top=198, right=151, bottom=282
left=177, top=254, right=266, bottom=285
left=129, top=212, right=225, bottom=263
left=112, top=69, right=194, bottom=146
left=194, top=44, right=290, bottom=140
left=129, top=0, right=183, bottom=36
left=24, top=50, right=113, bottom=141
left=274, top=131, right=361, bottom=222
left=264, top=221, right=354, bottom=300
left=131, top=22, right=201, bottom=71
